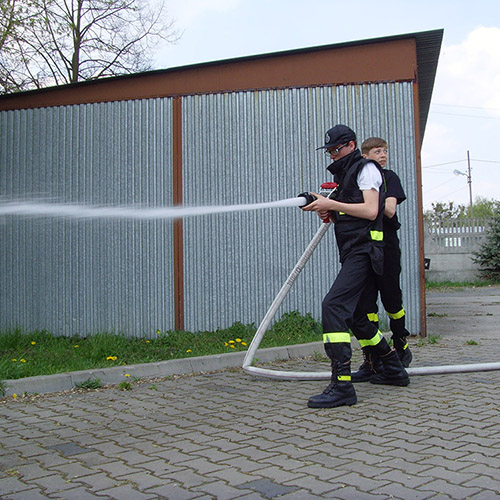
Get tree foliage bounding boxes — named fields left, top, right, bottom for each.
left=0, top=0, right=179, bottom=93
left=473, top=208, right=500, bottom=281
left=424, top=198, right=500, bottom=223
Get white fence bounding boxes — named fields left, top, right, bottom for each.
left=424, top=218, right=490, bottom=281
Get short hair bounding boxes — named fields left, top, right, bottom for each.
left=361, top=137, right=388, bottom=155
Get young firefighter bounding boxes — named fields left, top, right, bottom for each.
left=351, top=137, right=413, bottom=383
left=302, top=124, right=409, bottom=409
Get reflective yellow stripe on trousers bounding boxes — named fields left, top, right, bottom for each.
left=386, top=307, right=405, bottom=320
left=323, top=332, right=351, bottom=344
left=358, top=330, right=383, bottom=348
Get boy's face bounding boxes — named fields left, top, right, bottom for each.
left=365, top=146, right=388, bottom=167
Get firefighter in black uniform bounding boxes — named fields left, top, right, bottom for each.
left=302, top=125, right=409, bottom=409
left=351, top=137, right=413, bottom=382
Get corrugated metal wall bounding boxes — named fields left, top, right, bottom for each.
left=0, top=99, right=176, bottom=336
left=182, top=83, right=420, bottom=334
left=0, top=81, right=420, bottom=337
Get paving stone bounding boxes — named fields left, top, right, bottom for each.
left=99, top=483, right=157, bottom=500
left=418, top=478, right=482, bottom=499
left=0, top=487, right=49, bottom=500
left=194, top=479, right=254, bottom=500
left=236, top=478, right=298, bottom=499
left=145, top=482, right=202, bottom=499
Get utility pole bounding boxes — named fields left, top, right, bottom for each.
left=453, top=151, right=473, bottom=217
left=467, top=150, right=473, bottom=217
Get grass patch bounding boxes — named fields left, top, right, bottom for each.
left=0, top=311, right=321, bottom=381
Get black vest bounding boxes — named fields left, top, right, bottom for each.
left=327, top=149, right=385, bottom=263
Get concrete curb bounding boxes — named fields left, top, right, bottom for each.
left=2, top=341, right=324, bottom=397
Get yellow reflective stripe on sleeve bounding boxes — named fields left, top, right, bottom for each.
left=370, top=230, right=383, bottom=241
left=338, top=211, right=345, bottom=215
left=367, top=313, right=379, bottom=322
left=323, top=332, right=351, bottom=344
left=337, top=375, right=351, bottom=382
left=386, top=307, right=405, bottom=320
left=358, top=331, right=383, bottom=348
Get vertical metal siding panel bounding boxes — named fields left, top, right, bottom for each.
left=0, top=99, right=175, bottom=337
left=182, top=88, right=340, bottom=332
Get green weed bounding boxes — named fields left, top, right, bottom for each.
left=75, top=378, right=102, bottom=390
left=465, top=340, right=478, bottom=345
left=425, top=279, right=499, bottom=291
left=428, top=312, right=448, bottom=317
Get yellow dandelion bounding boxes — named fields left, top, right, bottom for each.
left=31, top=341, right=36, bottom=345
left=145, top=340, right=150, bottom=344
left=156, top=329, right=161, bottom=335
left=20, top=359, right=26, bottom=363
left=230, top=345, right=235, bottom=349
left=11, top=358, right=17, bottom=362
left=74, top=345, right=79, bottom=348
left=186, top=349, right=192, bottom=353
left=224, top=342, right=229, bottom=347
left=241, top=342, right=247, bottom=346
left=106, top=356, right=117, bottom=361
left=236, top=338, right=242, bottom=343
left=125, top=373, right=130, bottom=378
left=228, top=340, right=235, bottom=344
left=12, top=393, right=17, bottom=399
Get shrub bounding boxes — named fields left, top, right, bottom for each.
left=473, top=209, right=500, bottom=281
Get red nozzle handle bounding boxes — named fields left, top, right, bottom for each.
left=320, top=182, right=338, bottom=189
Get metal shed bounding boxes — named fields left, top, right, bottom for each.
left=0, top=29, right=443, bottom=338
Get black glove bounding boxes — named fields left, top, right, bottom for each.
left=297, top=192, right=316, bottom=207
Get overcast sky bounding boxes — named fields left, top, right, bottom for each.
left=153, top=0, right=500, bottom=210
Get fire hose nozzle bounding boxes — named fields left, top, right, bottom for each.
left=297, top=192, right=316, bottom=207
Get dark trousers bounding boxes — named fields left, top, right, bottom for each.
left=374, top=233, right=410, bottom=339
left=322, top=251, right=379, bottom=342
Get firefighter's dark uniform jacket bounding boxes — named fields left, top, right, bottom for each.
left=326, top=148, right=385, bottom=275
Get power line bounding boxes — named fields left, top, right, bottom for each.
left=430, top=111, right=500, bottom=120
left=423, top=158, right=500, bottom=169
left=423, top=159, right=465, bottom=169
left=432, top=103, right=500, bottom=112
left=472, top=159, right=500, bottom=164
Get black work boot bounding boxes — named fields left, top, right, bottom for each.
left=308, top=342, right=357, bottom=408
left=393, top=336, right=412, bottom=368
left=397, top=346, right=413, bottom=368
left=370, top=349, right=410, bottom=386
left=308, top=363, right=357, bottom=408
left=351, top=347, right=383, bottom=383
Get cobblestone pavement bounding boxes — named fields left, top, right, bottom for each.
left=1, top=286, right=500, bottom=500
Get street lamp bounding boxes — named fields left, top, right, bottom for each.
left=453, top=151, right=473, bottom=217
